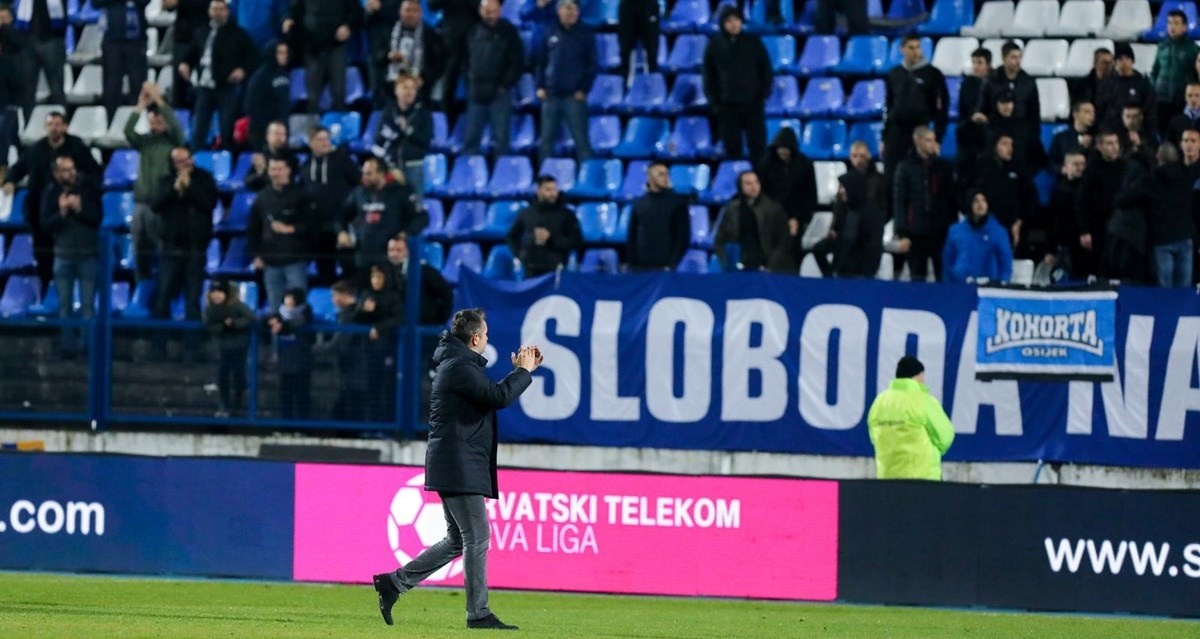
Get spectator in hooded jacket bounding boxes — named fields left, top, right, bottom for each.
left=248, top=156, right=316, bottom=311
left=179, top=0, right=258, bottom=151
left=303, top=125, right=362, bottom=279
left=126, top=83, right=185, bottom=288
left=973, top=133, right=1038, bottom=254
left=615, top=0, right=658, bottom=76
left=942, top=190, right=1013, bottom=284
left=1165, top=82, right=1200, bottom=146
left=94, top=0, right=149, bottom=119
left=626, top=162, right=690, bottom=272
left=373, top=75, right=434, bottom=195
left=714, top=170, right=795, bottom=273
left=1151, top=10, right=1200, bottom=136
left=811, top=170, right=884, bottom=278
left=892, top=126, right=958, bottom=281
left=462, top=0, right=524, bottom=158
left=1096, top=43, right=1156, bottom=131
left=536, top=0, right=597, bottom=164
left=702, top=5, right=772, bottom=161
left=884, top=33, right=949, bottom=180
left=244, top=121, right=301, bottom=191
left=341, top=156, right=427, bottom=275
left=1116, top=142, right=1194, bottom=287
left=757, top=126, right=817, bottom=240
left=42, top=155, right=102, bottom=358
left=283, top=0, right=363, bottom=113
left=506, top=174, right=584, bottom=276
left=203, top=281, right=255, bottom=417
left=267, top=287, right=315, bottom=419
left=244, top=41, right=293, bottom=151
left=375, top=0, right=446, bottom=106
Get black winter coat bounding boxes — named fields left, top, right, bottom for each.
left=464, top=18, right=524, bottom=103
left=183, top=22, right=259, bottom=89
left=757, top=126, right=817, bottom=227
left=975, top=68, right=1040, bottom=125
left=204, top=292, right=255, bottom=351
left=973, top=156, right=1038, bottom=228
left=387, top=261, right=455, bottom=325
left=151, top=167, right=219, bottom=253
left=342, top=182, right=428, bottom=267
left=1095, top=72, right=1155, bottom=129
left=42, top=174, right=102, bottom=257
left=4, top=134, right=101, bottom=231
left=627, top=190, right=690, bottom=270
left=247, top=183, right=316, bottom=266
left=373, top=99, right=434, bottom=164
left=1116, top=160, right=1194, bottom=246
left=892, top=152, right=958, bottom=239
left=244, top=49, right=292, bottom=131
left=506, top=199, right=584, bottom=274
left=885, top=62, right=949, bottom=138
left=289, top=0, right=363, bottom=51
left=300, top=148, right=361, bottom=227
left=424, top=332, right=532, bottom=498
left=702, top=32, right=773, bottom=107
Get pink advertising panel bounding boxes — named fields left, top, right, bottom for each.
left=293, top=464, right=838, bottom=601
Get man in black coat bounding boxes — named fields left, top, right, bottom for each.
left=884, top=33, right=948, bottom=181
left=384, top=233, right=453, bottom=325
left=1075, top=130, right=1129, bottom=279
left=757, top=126, right=817, bottom=236
left=243, top=41, right=293, bottom=151
left=94, top=0, right=150, bottom=118
left=2, top=111, right=101, bottom=287
left=373, top=308, right=539, bottom=631
left=1116, top=142, right=1194, bottom=287
left=973, top=133, right=1038, bottom=256
left=627, top=162, right=690, bottom=271
left=461, top=0, right=524, bottom=158
left=1165, top=82, right=1200, bottom=147
left=303, top=125, right=362, bottom=279
left=340, top=156, right=426, bottom=276
left=506, top=174, right=584, bottom=277
left=248, top=156, right=316, bottom=310
left=42, top=155, right=102, bottom=358
left=373, top=0, right=446, bottom=106
left=283, top=0, right=363, bottom=113
left=1046, top=150, right=1088, bottom=279
left=702, top=5, right=772, bottom=161
left=954, top=47, right=992, bottom=179
left=163, top=0, right=212, bottom=107
left=1095, top=43, right=1155, bottom=131
left=1048, top=100, right=1095, bottom=174
left=428, top=0, right=480, bottom=115
left=892, top=126, right=958, bottom=281
left=974, top=41, right=1040, bottom=129
left=179, top=0, right=258, bottom=150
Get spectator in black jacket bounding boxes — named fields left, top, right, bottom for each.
left=814, top=0, right=869, bottom=35
left=617, top=0, right=659, bottom=76
left=340, top=156, right=427, bottom=274
left=626, top=162, right=690, bottom=272
left=1070, top=47, right=1111, bottom=109
left=2, top=112, right=101, bottom=287
left=536, top=0, right=597, bottom=164
left=1046, top=150, right=1087, bottom=278
left=385, top=233, right=454, bottom=325
left=1096, top=43, right=1155, bottom=131
left=248, top=156, right=316, bottom=310
left=462, top=0, right=524, bottom=158
left=1049, top=100, right=1095, bottom=174
left=179, top=0, right=258, bottom=151
left=244, top=41, right=293, bottom=151
left=702, top=6, right=772, bottom=161
left=203, top=281, right=255, bottom=416
left=758, top=126, right=817, bottom=242
left=357, top=264, right=403, bottom=421
left=10, top=0, right=68, bottom=107
left=0, top=40, right=23, bottom=171
left=0, top=6, right=35, bottom=117
left=42, top=155, right=101, bottom=358
left=983, top=90, right=1046, bottom=176
left=812, top=169, right=883, bottom=277
left=244, top=121, right=300, bottom=191
left=428, top=0, right=480, bottom=115
left=364, top=0, right=401, bottom=104
left=973, top=133, right=1038, bottom=255
left=164, top=0, right=212, bottom=107
left=1120, top=102, right=1159, bottom=164
left=973, top=41, right=1039, bottom=138
left=713, top=170, right=795, bottom=273
left=94, top=0, right=149, bottom=119
left=1165, top=82, right=1200, bottom=146
left=373, top=75, right=434, bottom=194
left=848, top=140, right=887, bottom=213
left=325, top=278, right=369, bottom=420
left=1118, top=143, right=1194, bottom=287
left=151, top=147, right=219, bottom=354
left=884, top=33, right=949, bottom=180
left=267, top=287, right=314, bottom=419
left=376, top=0, right=445, bottom=106
left=283, top=0, right=363, bottom=113
left=506, top=174, right=583, bottom=276
left=304, top=125, right=363, bottom=279
left=954, top=48, right=992, bottom=178
left=892, top=126, right=958, bottom=281
left=1075, top=130, right=1128, bottom=279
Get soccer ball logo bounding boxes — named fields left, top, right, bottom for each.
left=387, top=473, right=463, bottom=582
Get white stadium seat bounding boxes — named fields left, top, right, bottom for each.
left=1131, top=43, right=1156, bottom=76
left=156, top=65, right=174, bottom=94
left=95, top=106, right=139, bottom=149
left=962, top=1, right=1015, bottom=38
left=932, top=37, right=980, bottom=76
left=68, top=24, right=103, bottom=66
left=20, top=105, right=66, bottom=146
left=146, top=0, right=176, bottom=27
left=149, top=25, right=174, bottom=67
left=1061, top=39, right=1115, bottom=77
left=814, top=161, right=847, bottom=206
left=802, top=212, right=834, bottom=251
left=1048, top=0, right=1105, bottom=37
left=1022, top=39, right=1068, bottom=77
left=1002, top=0, right=1059, bottom=38
left=1037, top=78, right=1070, bottom=121
left=67, top=64, right=103, bottom=105
left=68, top=106, right=109, bottom=145
left=1011, top=259, right=1035, bottom=286
left=1100, top=0, right=1152, bottom=40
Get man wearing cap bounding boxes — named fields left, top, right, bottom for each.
left=702, top=4, right=773, bottom=161
left=1096, top=43, right=1156, bottom=131
left=867, top=357, right=955, bottom=480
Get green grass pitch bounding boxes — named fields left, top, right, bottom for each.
left=0, top=573, right=1196, bottom=638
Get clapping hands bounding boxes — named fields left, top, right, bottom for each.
left=511, top=346, right=543, bottom=372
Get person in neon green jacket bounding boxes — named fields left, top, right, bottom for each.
left=867, top=356, right=955, bottom=480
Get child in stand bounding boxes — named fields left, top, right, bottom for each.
left=355, top=265, right=403, bottom=422
left=202, top=281, right=255, bottom=417
left=267, top=287, right=314, bottom=420
left=322, top=279, right=368, bottom=421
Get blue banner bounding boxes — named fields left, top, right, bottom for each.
left=456, top=271, right=1200, bottom=469
left=975, top=288, right=1118, bottom=381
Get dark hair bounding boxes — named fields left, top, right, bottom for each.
left=283, top=287, right=307, bottom=304
left=268, top=119, right=288, bottom=131
left=1168, top=8, right=1188, bottom=23
left=1094, top=47, right=1112, bottom=58
left=1000, top=41, right=1021, bottom=58
left=1097, top=127, right=1122, bottom=142
left=970, top=47, right=992, bottom=64
left=1071, top=100, right=1093, bottom=114
left=53, top=153, right=75, bottom=167
left=362, top=156, right=388, bottom=174
left=1182, top=127, right=1200, bottom=139
left=451, top=308, right=486, bottom=343
left=901, top=33, right=921, bottom=46
left=535, top=174, right=557, bottom=186
left=331, top=278, right=358, bottom=296
left=267, top=154, right=293, bottom=169
left=45, top=111, right=66, bottom=124
left=1122, top=102, right=1142, bottom=112
left=307, top=125, right=330, bottom=139
left=736, top=169, right=758, bottom=194
left=145, top=104, right=161, bottom=116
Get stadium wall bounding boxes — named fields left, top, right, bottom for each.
left=1, top=453, right=1197, bottom=617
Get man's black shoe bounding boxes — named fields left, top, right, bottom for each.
left=467, top=613, right=519, bottom=630
left=372, top=573, right=400, bottom=625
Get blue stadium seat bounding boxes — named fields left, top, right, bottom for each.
left=796, top=78, right=845, bottom=117
left=783, top=0, right=817, bottom=35
left=571, top=158, right=623, bottom=199
left=289, top=68, right=307, bottom=104
left=421, top=241, right=445, bottom=271
left=435, top=155, right=489, bottom=198
left=801, top=120, right=848, bottom=160
left=669, top=164, right=711, bottom=196
left=766, top=118, right=802, bottom=144
left=113, top=233, right=133, bottom=271
left=595, top=33, right=621, bottom=70
left=320, top=112, right=362, bottom=147
left=539, top=158, right=578, bottom=192
left=663, top=0, right=711, bottom=33
left=611, top=204, right=632, bottom=242
left=613, top=118, right=670, bottom=158
left=1, top=233, right=35, bottom=273
left=577, top=202, right=621, bottom=242
left=588, top=115, right=622, bottom=155
left=422, top=199, right=445, bottom=238
left=318, top=67, right=365, bottom=109
left=441, top=242, right=483, bottom=284
left=431, top=112, right=450, bottom=152
left=581, top=0, right=619, bottom=26
left=110, top=281, right=130, bottom=315
left=662, top=34, right=707, bottom=73
left=615, top=160, right=652, bottom=202
left=215, top=191, right=253, bottom=234
left=174, top=109, right=193, bottom=143
left=587, top=74, right=625, bottom=113
left=193, top=151, right=233, bottom=191
left=227, top=152, right=253, bottom=192
left=483, top=244, right=524, bottom=280
left=424, top=153, right=448, bottom=195
left=69, top=0, right=99, bottom=25
left=1034, top=170, right=1057, bottom=207
left=662, top=74, right=708, bottom=115
left=213, top=237, right=252, bottom=277
left=1042, top=123, right=1068, bottom=154
left=26, top=280, right=62, bottom=316
left=479, top=201, right=524, bottom=241
left=766, top=75, right=801, bottom=117
left=308, top=287, right=337, bottom=323
left=351, top=111, right=383, bottom=154
left=763, top=35, right=796, bottom=72
left=122, top=279, right=155, bottom=319
left=439, top=200, right=487, bottom=240
left=620, top=73, right=668, bottom=115
left=917, top=0, right=974, bottom=35
left=940, top=122, right=958, bottom=159
left=689, top=205, right=713, bottom=248
left=206, top=238, right=221, bottom=273
left=790, top=35, right=841, bottom=76
left=512, top=73, right=538, bottom=111
left=746, top=0, right=796, bottom=33
left=658, top=116, right=713, bottom=160
left=946, top=76, right=963, bottom=120
left=848, top=121, right=884, bottom=158
left=676, top=249, right=709, bottom=273
left=886, top=36, right=932, bottom=69
left=836, top=79, right=885, bottom=119
left=487, top=156, right=534, bottom=198
left=886, top=0, right=930, bottom=23
left=102, top=149, right=139, bottom=190
left=580, top=248, right=620, bottom=273
left=0, top=275, right=40, bottom=316
left=1145, top=0, right=1199, bottom=41
left=832, top=36, right=889, bottom=75
left=101, top=191, right=133, bottom=230
left=698, top=160, right=753, bottom=204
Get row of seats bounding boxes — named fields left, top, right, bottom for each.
left=963, top=0, right=1196, bottom=41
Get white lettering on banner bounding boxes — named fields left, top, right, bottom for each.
left=520, top=296, right=582, bottom=420
left=591, top=301, right=641, bottom=421
left=799, top=305, right=868, bottom=430
left=951, top=313, right=1024, bottom=435
left=603, top=495, right=741, bottom=528
left=987, top=308, right=1103, bottom=356
left=721, top=299, right=789, bottom=422
left=1157, top=318, right=1200, bottom=441
left=877, top=309, right=948, bottom=401
left=7, top=499, right=105, bottom=535
left=645, top=298, right=714, bottom=422
left=1066, top=316, right=1152, bottom=438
